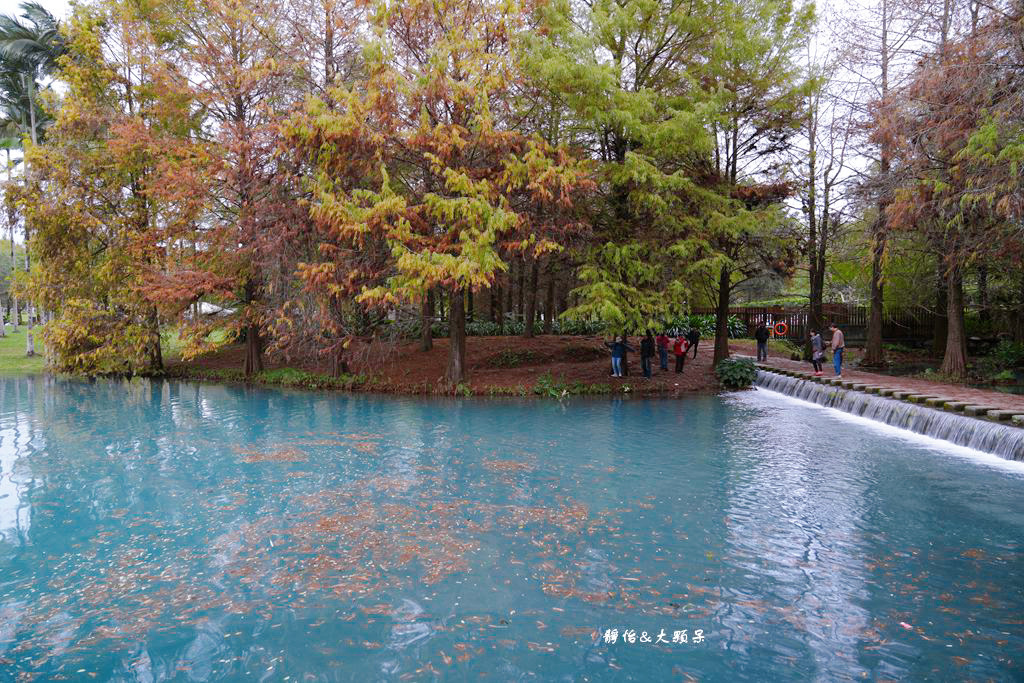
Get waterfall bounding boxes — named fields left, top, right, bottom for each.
left=755, top=371, right=1024, bottom=461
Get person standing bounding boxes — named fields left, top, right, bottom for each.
left=672, top=334, right=689, bottom=373
left=828, top=322, right=845, bottom=378
left=656, top=331, right=670, bottom=371
left=754, top=322, right=770, bottom=362
left=640, top=331, right=656, bottom=378
left=809, top=329, right=824, bottom=376
left=686, top=327, right=700, bottom=358
left=605, top=335, right=635, bottom=378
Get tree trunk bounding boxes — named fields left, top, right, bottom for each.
left=147, top=307, right=163, bottom=373
left=244, top=322, right=264, bottom=376
left=523, top=256, right=539, bottom=338
left=420, top=290, right=433, bottom=352
left=503, top=260, right=514, bottom=327
left=467, top=288, right=474, bottom=323
left=864, top=223, right=885, bottom=365
left=498, top=272, right=507, bottom=335
left=489, top=285, right=498, bottom=323
left=932, top=255, right=948, bottom=357
left=543, top=259, right=556, bottom=335
left=808, top=253, right=825, bottom=353
left=977, top=264, right=989, bottom=328
left=1015, top=271, right=1024, bottom=342
left=941, top=262, right=967, bottom=378
left=557, top=263, right=568, bottom=317
left=242, top=278, right=263, bottom=375
left=25, top=307, right=34, bottom=357
left=24, top=233, right=33, bottom=357
left=446, top=286, right=467, bottom=385
left=516, top=255, right=525, bottom=320
left=713, top=265, right=731, bottom=366
left=4, top=149, right=13, bottom=335
left=331, top=351, right=349, bottom=377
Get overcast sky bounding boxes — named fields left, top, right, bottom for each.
left=0, top=0, right=71, bottom=22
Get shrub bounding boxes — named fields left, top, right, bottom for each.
left=883, top=342, right=915, bottom=354
left=555, top=318, right=605, bottom=336
left=531, top=372, right=613, bottom=398
left=990, top=340, right=1024, bottom=369
left=532, top=372, right=574, bottom=398
left=774, top=339, right=805, bottom=361
left=664, top=314, right=746, bottom=338
left=715, top=357, right=758, bottom=389
left=975, top=340, right=1024, bottom=381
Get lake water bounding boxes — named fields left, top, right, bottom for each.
left=1, top=377, right=1022, bottom=681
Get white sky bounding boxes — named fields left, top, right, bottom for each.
left=0, top=0, right=70, bottom=19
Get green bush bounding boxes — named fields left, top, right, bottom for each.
left=664, top=314, right=746, bottom=338
left=883, top=342, right=915, bottom=354
left=990, top=340, right=1024, bottom=369
left=405, top=313, right=740, bottom=339
left=532, top=372, right=576, bottom=398
left=975, top=340, right=1024, bottom=381
left=531, top=372, right=616, bottom=398
left=715, top=357, right=758, bottom=389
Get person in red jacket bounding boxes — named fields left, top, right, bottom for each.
left=672, top=335, right=690, bottom=373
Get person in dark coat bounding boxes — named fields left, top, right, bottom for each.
left=604, top=335, right=636, bottom=378
left=809, top=329, right=824, bottom=375
left=686, top=328, right=699, bottom=358
left=754, top=323, right=770, bottom=361
left=656, top=331, right=670, bottom=371
left=640, top=331, right=656, bottom=378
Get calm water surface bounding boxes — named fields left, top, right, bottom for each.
left=0, top=377, right=1022, bottom=681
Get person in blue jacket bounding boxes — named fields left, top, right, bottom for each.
left=605, top=335, right=636, bottom=378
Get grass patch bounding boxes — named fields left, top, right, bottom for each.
left=167, top=365, right=367, bottom=390
left=532, top=372, right=617, bottom=398
left=486, top=385, right=529, bottom=396
left=910, top=367, right=968, bottom=385
left=162, top=327, right=230, bottom=360
left=0, top=327, right=47, bottom=375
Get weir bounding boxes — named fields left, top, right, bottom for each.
left=755, top=370, right=1024, bottom=461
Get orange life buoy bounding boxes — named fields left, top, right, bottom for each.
left=773, top=322, right=788, bottom=336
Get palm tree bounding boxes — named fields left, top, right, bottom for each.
left=0, top=3, right=65, bottom=73
left=0, top=116, right=20, bottom=335
left=0, top=1, right=67, bottom=356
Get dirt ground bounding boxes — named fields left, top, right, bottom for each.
left=169, top=334, right=720, bottom=395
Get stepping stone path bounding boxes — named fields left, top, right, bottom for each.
left=751, top=355, right=1024, bottom=430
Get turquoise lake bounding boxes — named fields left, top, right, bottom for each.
left=0, top=376, right=1022, bottom=681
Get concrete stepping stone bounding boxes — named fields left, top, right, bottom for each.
left=987, top=409, right=1017, bottom=421
left=852, top=383, right=868, bottom=391
left=1013, top=415, right=1024, bottom=427
left=906, top=395, right=939, bottom=404
left=944, top=401, right=970, bottom=412
left=963, top=405, right=998, bottom=416
left=878, top=388, right=896, bottom=397
left=924, top=397, right=950, bottom=407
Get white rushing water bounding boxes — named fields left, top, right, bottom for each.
left=755, top=370, right=1024, bottom=461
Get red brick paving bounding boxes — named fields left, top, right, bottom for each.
left=737, top=346, right=1024, bottom=413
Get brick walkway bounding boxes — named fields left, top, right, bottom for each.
left=747, top=352, right=1024, bottom=415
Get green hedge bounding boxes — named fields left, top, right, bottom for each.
left=394, top=313, right=745, bottom=339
